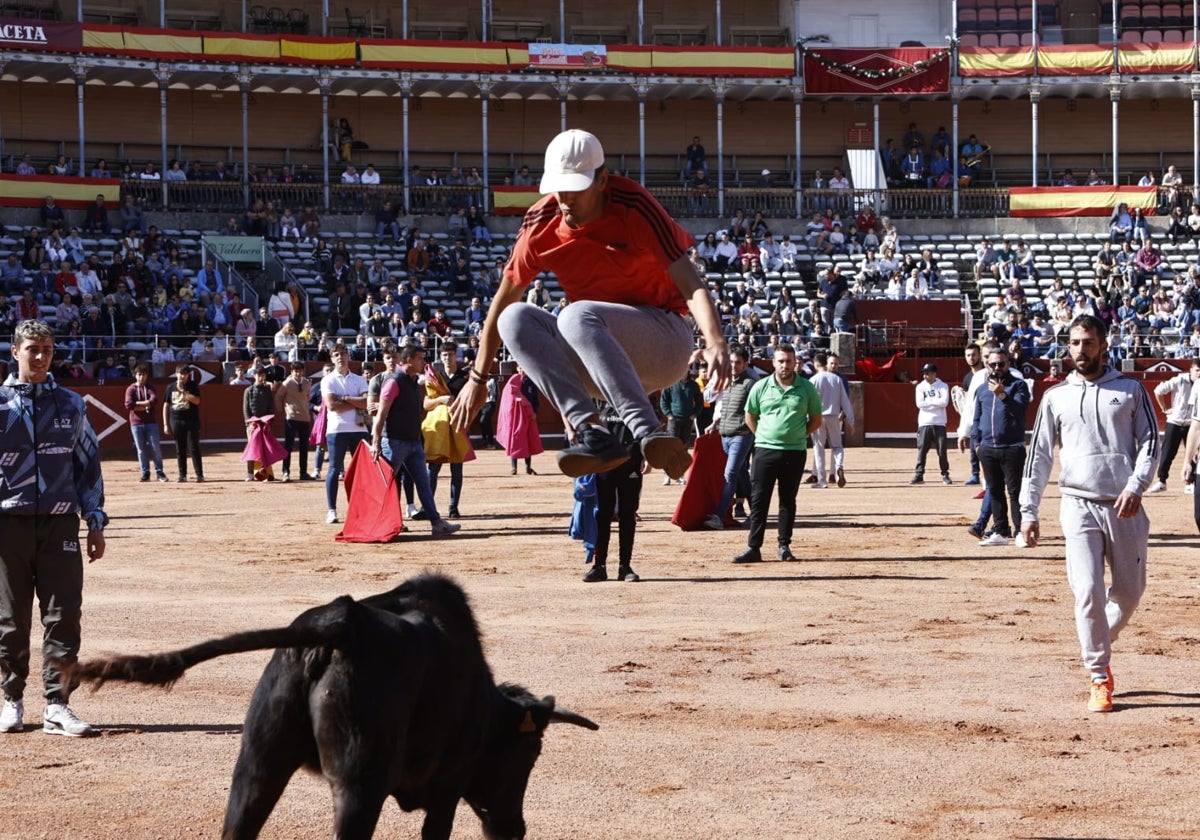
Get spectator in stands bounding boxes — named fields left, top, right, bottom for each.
left=360, top=163, right=380, bottom=186
left=374, top=200, right=401, bottom=244
left=89, top=158, right=110, bottom=178
left=710, top=231, right=739, bottom=273
left=298, top=204, right=321, bottom=243
left=0, top=253, right=24, bottom=296
left=685, top=135, right=707, bottom=175
left=164, top=159, right=186, bottom=182
left=22, top=227, right=46, bottom=271
left=512, top=164, right=534, bottom=187
left=1085, top=168, right=1107, bottom=186
left=689, top=167, right=712, bottom=212
left=120, top=195, right=146, bottom=234
left=961, top=134, right=985, bottom=182
left=274, top=321, right=300, bottom=362
left=1138, top=169, right=1156, bottom=187
left=39, top=195, right=65, bottom=233
left=1135, top=237, right=1164, bottom=283
left=1056, top=167, right=1078, bottom=187
left=186, top=161, right=205, bottom=181
left=279, top=207, right=299, bottom=242
left=1104, top=200, right=1132, bottom=241
left=80, top=194, right=108, bottom=234
left=1131, top=207, right=1151, bottom=244
left=336, top=117, right=355, bottom=162
left=973, top=238, right=998, bottom=282
left=139, top=162, right=160, bottom=181
left=1168, top=205, right=1192, bottom=245
left=15, top=154, right=36, bottom=176
left=816, top=267, right=848, bottom=331
left=900, top=144, right=925, bottom=186
left=928, top=147, right=952, bottom=189
left=930, top=125, right=951, bottom=158
left=1161, top=165, right=1185, bottom=211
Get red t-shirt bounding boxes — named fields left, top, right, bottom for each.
left=504, top=174, right=694, bottom=315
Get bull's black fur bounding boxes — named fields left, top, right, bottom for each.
left=67, top=574, right=597, bottom=840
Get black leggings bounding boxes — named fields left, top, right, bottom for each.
left=595, top=457, right=642, bottom=566
left=170, top=419, right=203, bottom=478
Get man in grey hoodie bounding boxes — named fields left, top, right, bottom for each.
left=1019, top=314, right=1159, bottom=714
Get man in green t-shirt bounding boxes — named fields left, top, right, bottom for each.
left=733, top=344, right=824, bottom=564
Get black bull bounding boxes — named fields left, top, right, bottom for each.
left=65, top=574, right=598, bottom=839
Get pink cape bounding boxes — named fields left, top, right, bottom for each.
left=496, top=374, right=544, bottom=459
left=672, top=431, right=728, bottom=531
left=336, top=441, right=405, bottom=543
left=241, top=414, right=288, bottom=466
left=309, top=403, right=328, bottom=446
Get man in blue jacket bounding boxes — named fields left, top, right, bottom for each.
left=0, top=320, right=107, bottom=737
left=971, top=346, right=1031, bottom=547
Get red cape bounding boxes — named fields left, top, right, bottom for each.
left=336, top=441, right=405, bottom=543
left=241, top=415, right=288, bottom=465
left=672, top=431, right=728, bottom=531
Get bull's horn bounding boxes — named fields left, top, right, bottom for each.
left=549, top=708, right=599, bottom=730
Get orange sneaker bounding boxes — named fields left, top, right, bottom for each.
left=1088, top=679, right=1113, bottom=713
left=1101, top=666, right=1114, bottom=692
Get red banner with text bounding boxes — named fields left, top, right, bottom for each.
left=803, top=47, right=950, bottom=96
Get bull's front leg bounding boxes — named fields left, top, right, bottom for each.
left=419, top=792, right=460, bottom=840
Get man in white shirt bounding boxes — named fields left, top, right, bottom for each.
left=1148, top=360, right=1199, bottom=492
left=320, top=345, right=369, bottom=524
left=808, top=351, right=855, bottom=488
left=911, top=363, right=951, bottom=484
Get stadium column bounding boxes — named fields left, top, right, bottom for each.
left=319, top=70, right=333, bottom=212
left=479, top=79, right=491, bottom=213
left=792, top=84, right=803, bottom=219
left=557, top=77, right=569, bottom=133
left=635, top=82, right=648, bottom=185
left=1030, top=84, right=1041, bottom=188
left=951, top=91, right=960, bottom=219
left=1110, top=82, right=1122, bottom=186
left=872, top=99, right=882, bottom=213
left=237, top=71, right=254, bottom=210
left=1193, top=84, right=1200, bottom=195
left=71, top=61, right=88, bottom=180
left=155, top=64, right=172, bottom=209
left=711, top=81, right=727, bottom=218
left=399, top=73, right=412, bottom=216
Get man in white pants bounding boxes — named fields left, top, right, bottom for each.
left=808, top=351, right=855, bottom=488
left=1019, top=314, right=1158, bottom=714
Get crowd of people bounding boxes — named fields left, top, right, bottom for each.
left=973, top=225, right=1200, bottom=363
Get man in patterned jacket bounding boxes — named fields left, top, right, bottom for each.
left=0, top=319, right=107, bottom=737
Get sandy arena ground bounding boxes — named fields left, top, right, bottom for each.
left=0, top=445, right=1198, bottom=839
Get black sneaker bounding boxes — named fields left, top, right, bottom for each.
left=778, top=546, right=798, bottom=562
left=139, top=474, right=151, bottom=482
left=448, top=506, right=460, bottom=519
left=557, top=426, right=632, bottom=478
left=640, top=432, right=691, bottom=480
left=583, top=564, right=608, bottom=583
left=967, top=524, right=985, bottom=540
left=909, top=476, right=924, bottom=485
left=617, top=565, right=640, bottom=582
left=732, top=547, right=763, bottom=564
left=413, top=509, right=430, bottom=521
left=733, top=503, right=747, bottom=518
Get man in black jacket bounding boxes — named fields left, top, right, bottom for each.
left=971, top=347, right=1031, bottom=546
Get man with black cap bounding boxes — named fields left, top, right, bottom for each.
left=912, top=362, right=952, bottom=485
left=449, top=128, right=730, bottom=480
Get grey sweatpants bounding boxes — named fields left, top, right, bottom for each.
left=0, top=514, right=85, bottom=703
left=1060, top=495, right=1148, bottom=683
left=811, top=417, right=844, bottom=481
left=498, top=301, right=694, bottom=440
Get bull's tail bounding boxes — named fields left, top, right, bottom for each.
left=65, top=595, right=356, bottom=690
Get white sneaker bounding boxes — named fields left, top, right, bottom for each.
left=325, top=510, right=338, bottom=524
left=1187, top=484, right=1195, bottom=495
left=406, top=504, right=419, bottom=519
left=979, top=533, right=1011, bottom=546
left=431, top=520, right=461, bottom=538
left=814, top=481, right=829, bottom=489
left=0, top=698, right=24, bottom=733
left=43, top=703, right=93, bottom=737
left=703, top=513, right=724, bottom=530
left=1015, top=532, right=1028, bottom=548
left=1147, top=480, right=1167, bottom=493
left=662, top=475, right=672, bottom=486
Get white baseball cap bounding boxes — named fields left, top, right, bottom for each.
left=540, top=129, right=606, bottom=194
